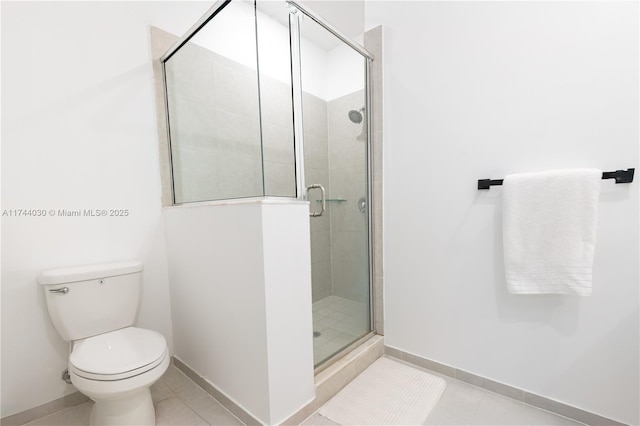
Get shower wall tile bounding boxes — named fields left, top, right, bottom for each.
left=173, top=149, right=263, bottom=202
left=303, top=89, right=333, bottom=304
left=166, top=41, right=262, bottom=203
left=328, top=167, right=367, bottom=233
left=259, top=76, right=297, bottom=197
left=263, top=161, right=295, bottom=197
left=304, top=134, right=330, bottom=170
left=259, top=77, right=294, bottom=129
left=332, top=230, right=368, bottom=268
left=211, top=62, right=260, bottom=120
left=261, top=122, right=294, bottom=163
left=262, top=118, right=295, bottom=197
left=163, top=34, right=299, bottom=203
left=365, top=26, right=384, bottom=335
left=331, top=259, right=369, bottom=304
left=311, top=230, right=332, bottom=266
left=222, top=157, right=264, bottom=198
left=165, top=44, right=215, bottom=106
left=168, top=97, right=219, bottom=151
left=306, top=168, right=330, bottom=190
left=365, top=26, right=383, bottom=134
left=312, top=263, right=332, bottom=302
left=310, top=214, right=330, bottom=237
left=372, top=130, right=383, bottom=183
left=303, top=93, right=328, bottom=139
left=374, top=277, right=384, bottom=335
left=373, top=181, right=383, bottom=231
left=374, top=218, right=383, bottom=279
left=329, top=165, right=366, bottom=197
left=213, top=109, right=262, bottom=158
left=329, top=141, right=367, bottom=173
left=327, top=198, right=367, bottom=235
left=327, top=89, right=369, bottom=311
left=327, top=92, right=367, bottom=168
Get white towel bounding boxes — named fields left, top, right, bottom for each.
left=502, top=168, right=601, bottom=295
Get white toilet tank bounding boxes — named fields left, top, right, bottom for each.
left=39, top=261, right=143, bottom=341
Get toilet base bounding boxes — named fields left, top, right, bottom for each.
left=90, top=388, right=155, bottom=426
left=69, top=342, right=169, bottom=425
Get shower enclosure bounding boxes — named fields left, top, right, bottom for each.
left=161, top=0, right=374, bottom=368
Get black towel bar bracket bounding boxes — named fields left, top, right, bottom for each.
left=478, top=168, right=635, bottom=190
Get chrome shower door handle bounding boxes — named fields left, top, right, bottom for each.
left=306, top=184, right=326, bottom=217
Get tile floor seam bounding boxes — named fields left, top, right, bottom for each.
left=169, top=369, right=245, bottom=426
left=200, top=399, right=246, bottom=426
left=153, top=385, right=174, bottom=405
left=173, top=395, right=212, bottom=426
left=466, top=390, right=487, bottom=425
left=468, top=385, right=589, bottom=426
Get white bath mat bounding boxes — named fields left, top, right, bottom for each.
left=319, top=357, right=446, bottom=425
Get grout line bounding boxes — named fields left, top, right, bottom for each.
left=175, top=399, right=212, bottom=426
left=164, top=365, right=246, bottom=426
left=465, top=389, right=485, bottom=426
left=171, top=391, right=215, bottom=426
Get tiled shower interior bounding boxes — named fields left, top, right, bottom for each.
left=312, top=296, right=369, bottom=362
left=306, top=89, right=371, bottom=365
left=165, top=33, right=370, bottom=366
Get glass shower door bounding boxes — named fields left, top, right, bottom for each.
left=296, top=14, right=372, bottom=366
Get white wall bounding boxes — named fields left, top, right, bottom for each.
left=261, top=202, right=316, bottom=424
left=1, top=1, right=213, bottom=417
left=163, top=200, right=315, bottom=425
left=365, top=1, right=639, bottom=424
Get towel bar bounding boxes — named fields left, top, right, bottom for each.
left=478, top=168, right=635, bottom=190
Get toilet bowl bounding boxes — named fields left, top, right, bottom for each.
left=69, top=327, right=169, bottom=425
left=39, top=261, right=169, bottom=426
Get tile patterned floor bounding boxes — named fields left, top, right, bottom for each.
left=302, top=356, right=586, bottom=426
left=313, top=295, right=370, bottom=365
left=20, top=355, right=587, bottom=426
left=21, top=365, right=242, bottom=426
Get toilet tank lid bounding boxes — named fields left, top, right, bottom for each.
left=38, top=261, right=143, bottom=285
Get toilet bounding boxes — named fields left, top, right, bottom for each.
left=39, top=260, right=169, bottom=426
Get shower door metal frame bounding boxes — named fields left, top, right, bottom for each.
left=287, top=0, right=378, bottom=364
left=160, top=0, right=231, bottom=63
left=289, top=6, right=306, bottom=202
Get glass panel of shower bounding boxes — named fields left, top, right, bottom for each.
left=164, top=0, right=296, bottom=203
left=295, top=12, right=372, bottom=366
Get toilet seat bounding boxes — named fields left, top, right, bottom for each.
left=70, top=327, right=167, bottom=381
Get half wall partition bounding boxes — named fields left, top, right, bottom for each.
left=160, top=0, right=374, bottom=369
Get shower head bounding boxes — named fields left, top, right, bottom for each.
left=348, top=107, right=365, bottom=124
